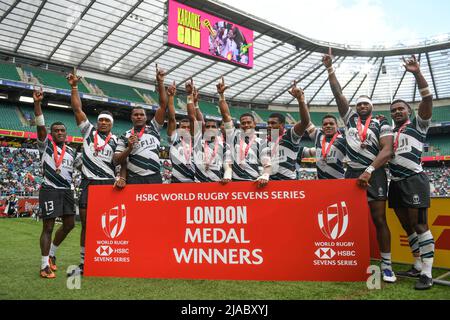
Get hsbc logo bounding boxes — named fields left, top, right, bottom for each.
left=96, top=245, right=113, bottom=256
left=318, top=202, right=349, bottom=240
left=315, top=248, right=336, bottom=259
left=101, top=204, right=127, bottom=239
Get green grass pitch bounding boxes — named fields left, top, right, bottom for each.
left=0, top=218, right=448, bottom=300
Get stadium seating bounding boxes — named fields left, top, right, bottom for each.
left=84, top=78, right=145, bottom=103
left=0, top=62, right=21, bottom=81
left=426, top=135, right=450, bottom=156
left=0, top=102, right=32, bottom=131
left=199, top=100, right=221, bottom=117
left=22, top=66, right=90, bottom=93
left=432, top=105, right=450, bottom=123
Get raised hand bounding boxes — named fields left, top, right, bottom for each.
left=156, top=63, right=165, bottom=83
left=114, top=176, right=126, bottom=189
left=216, top=76, right=229, bottom=95
left=193, top=86, right=199, bottom=104
left=185, top=78, right=194, bottom=95
left=402, top=55, right=420, bottom=74
left=128, top=134, right=138, bottom=149
left=66, top=68, right=82, bottom=88
left=33, top=87, right=44, bottom=103
left=167, top=81, right=177, bottom=96
left=322, top=47, right=333, bottom=68
left=288, top=80, right=304, bottom=102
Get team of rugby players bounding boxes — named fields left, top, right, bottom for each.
left=34, top=53, right=435, bottom=290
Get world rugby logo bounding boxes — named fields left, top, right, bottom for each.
left=318, top=202, right=349, bottom=240
left=101, top=204, right=127, bottom=239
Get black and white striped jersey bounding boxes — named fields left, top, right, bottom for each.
left=389, top=115, right=430, bottom=181
left=343, top=109, right=393, bottom=170
left=37, top=137, right=76, bottom=189
left=308, top=125, right=346, bottom=179
left=269, top=128, right=302, bottom=180
left=193, top=132, right=225, bottom=183
left=225, top=127, right=271, bottom=181
left=170, top=130, right=196, bottom=183
left=79, top=120, right=118, bottom=180
left=116, top=119, right=163, bottom=177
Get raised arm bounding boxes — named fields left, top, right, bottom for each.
left=185, top=79, right=197, bottom=137
left=67, top=68, right=87, bottom=125
left=33, top=87, right=47, bottom=142
left=288, top=80, right=310, bottom=137
left=154, top=64, right=168, bottom=126
left=323, top=49, right=349, bottom=118
left=216, top=76, right=232, bottom=124
left=402, top=55, right=433, bottom=120
left=193, top=86, right=205, bottom=129
left=166, top=81, right=177, bottom=138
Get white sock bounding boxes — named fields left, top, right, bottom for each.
left=414, top=256, right=422, bottom=271
left=49, top=243, right=58, bottom=257
left=380, top=252, right=392, bottom=271
left=418, top=230, right=434, bottom=278
left=80, top=247, right=85, bottom=265
left=41, top=256, right=49, bottom=269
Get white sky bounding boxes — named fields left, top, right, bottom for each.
left=223, top=0, right=450, bottom=46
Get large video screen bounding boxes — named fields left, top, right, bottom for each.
left=167, top=0, right=254, bottom=69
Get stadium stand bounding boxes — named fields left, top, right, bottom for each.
left=432, top=105, right=450, bottom=123
left=22, top=66, right=90, bottom=93
left=84, top=78, right=145, bottom=103
left=0, top=61, right=21, bottom=81
left=425, top=166, right=450, bottom=196
left=0, top=147, right=41, bottom=197
left=0, top=102, right=32, bottom=131
left=426, top=135, right=450, bottom=156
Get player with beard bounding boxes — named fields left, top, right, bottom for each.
left=33, top=88, right=76, bottom=279
left=66, top=70, right=120, bottom=276
left=388, top=55, right=435, bottom=290
left=303, top=113, right=346, bottom=179
left=114, top=65, right=167, bottom=184
left=216, top=77, right=271, bottom=187
left=267, top=81, right=310, bottom=180
left=323, top=49, right=396, bottom=283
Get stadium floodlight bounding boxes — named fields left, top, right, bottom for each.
left=19, top=96, right=34, bottom=103
left=48, top=102, right=70, bottom=109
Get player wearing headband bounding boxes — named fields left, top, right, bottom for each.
left=33, top=87, right=76, bottom=279
left=217, top=77, right=271, bottom=187
left=323, top=49, right=396, bottom=283
left=114, top=65, right=167, bottom=184
left=388, top=55, right=435, bottom=290
left=267, top=81, right=310, bottom=180
left=66, top=70, right=119, bottom=276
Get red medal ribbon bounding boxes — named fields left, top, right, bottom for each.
left=94, top=131, right=112, bottom=153
left=52, top=140, right=66, bottom=173
left=271, top=130, right=286, bottom=157
left=131, top=126, right=145, bottom=139
left=239, top=135, right=256, bottom=164
left=321, top=132, right=340, bottom=161
left=393, top=120, right=410, bottom=152
left=181, top=138, right=192, bottom=164
left=204, top=137, right=220, bottom=169
left=357, top=115, right=372, bottom=145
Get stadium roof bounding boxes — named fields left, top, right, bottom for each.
left=1, top=0, right=450, bottom=107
